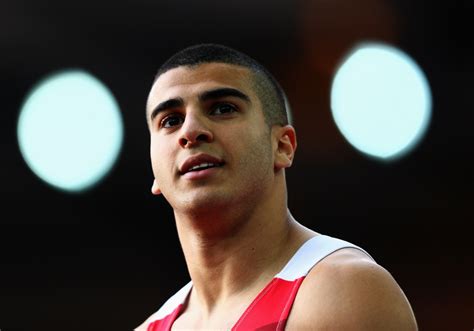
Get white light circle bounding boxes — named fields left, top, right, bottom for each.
left=331, top=43, right=432, bottom=160
left=17, top=69, right=124, bottom=192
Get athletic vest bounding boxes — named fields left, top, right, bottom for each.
left=136, top=234, right=372, bottom=331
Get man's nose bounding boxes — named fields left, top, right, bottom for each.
left=178, top=112, right=213, bottom=148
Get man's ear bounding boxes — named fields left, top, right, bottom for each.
left=273, top=125, right=297, bottom=171
left=151, top=179, right=162, bottom=195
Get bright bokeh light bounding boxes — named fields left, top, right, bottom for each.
left=17, top=69, right=124, bottom=193
left=331, top=43, right=432, bottom=160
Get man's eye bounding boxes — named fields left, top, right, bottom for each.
left=161, top=115, right=184, bottom=128
left=211, top=103, right=237, bottom=115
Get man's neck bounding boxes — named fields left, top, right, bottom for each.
left=174, top=200, right=313, bottom=316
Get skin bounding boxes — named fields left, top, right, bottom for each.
left=144, top=62, right=418, bottom=330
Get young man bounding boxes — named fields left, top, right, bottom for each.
left=136, top=44, right=418, bottom=330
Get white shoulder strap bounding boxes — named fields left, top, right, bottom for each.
left=134, top=281, right=193, bottom=330
left=276, top=234, right=374, bottom=281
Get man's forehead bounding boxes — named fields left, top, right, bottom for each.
left=148, top=63, right=254, bottom=105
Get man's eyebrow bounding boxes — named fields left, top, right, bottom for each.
left=149, top=97, right=184, bottom=122
left=199, top=88, right=251, bottom=104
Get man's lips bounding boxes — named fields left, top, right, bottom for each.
left=179, top=154, right=225, bottom=175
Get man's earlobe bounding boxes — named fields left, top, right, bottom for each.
left=151, top=179, right=162, bottom=195
left=274, top=125, right=297, bottom=170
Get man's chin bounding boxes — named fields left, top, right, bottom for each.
left=172, top=192, right=232, bottom=215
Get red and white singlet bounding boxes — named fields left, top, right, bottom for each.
left=136, top=234, right=372, bottom=331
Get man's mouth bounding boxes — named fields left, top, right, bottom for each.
left=179, top=154, right=225, bottom=175
left=187, top=162, right=224, bottom=172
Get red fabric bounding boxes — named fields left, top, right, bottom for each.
left=147, top=304, right=184, bottom=331
left=232, top=277, right=305, bottom=330
left=144, top=277, right=304, bottom=330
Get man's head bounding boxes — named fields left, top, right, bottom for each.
left=151, top=43, right=290, bottom=127
left=146, top=44, right=296, bottom=218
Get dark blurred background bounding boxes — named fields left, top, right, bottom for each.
left=0, top=0, right=472, bottom=330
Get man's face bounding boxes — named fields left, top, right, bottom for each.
left=147, top=63, right=276, bottom=214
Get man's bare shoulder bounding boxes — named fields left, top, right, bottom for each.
left=286, top=248, right=418, bottom=330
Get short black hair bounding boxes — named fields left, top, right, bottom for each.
left=153, top=43, right=290, bottom=127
